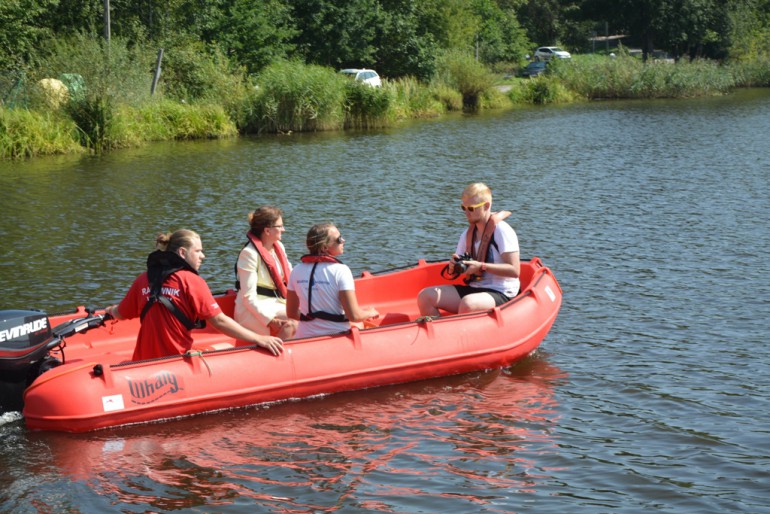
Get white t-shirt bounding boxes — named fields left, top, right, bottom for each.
left=456, top=221, right=520, bottom=297
left=288, top=261, right=355, bottom=338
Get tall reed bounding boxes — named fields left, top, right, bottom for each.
left=343, top=82, right=394, bottom=130
left=109, top=101, right=238, bottom=149
left=238, top=61, right=346, bottom=134
left=727, top=58, right=770, bottom=87
left=386, top=76, right=449, bottom=118
left=434, top=50, right=496, bottom=111
left=0, top=107, right=82, bottom=159
left=555, top=55, right=736, bottom=99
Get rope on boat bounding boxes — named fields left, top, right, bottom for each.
left=183, top=350, right=213, bottom=376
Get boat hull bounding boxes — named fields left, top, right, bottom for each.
left=23, top=258, right=562, bottom=432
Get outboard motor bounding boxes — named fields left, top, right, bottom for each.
left=0, top=310, right=61, bottom=413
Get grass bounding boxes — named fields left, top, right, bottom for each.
left=2, top=53, right=768, bottom=160
left=0, top=107, right=83, bottom=159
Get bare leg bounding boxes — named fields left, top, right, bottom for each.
left=417, top=285, right=462, bottom=316
left=458, top=292, right=497, bottom=314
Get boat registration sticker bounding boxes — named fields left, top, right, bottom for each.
left=544, top=285, right=556, bottom=302
left=102, top=394, right=125, bottom=412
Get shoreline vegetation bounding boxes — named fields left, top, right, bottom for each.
left=2, top=41, right=769, bottom=161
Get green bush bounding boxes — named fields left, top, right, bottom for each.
left=66, top=95, right=114, bottom=152
left=343, top=82, right=393, bottom=129
left=158, top=41, right=249, bottom=105
left=0, top=107, right=82, bottom=159
left=426, top=82, right=462, bottom=113
left=555, top=54, right=735, bottom=99
left=109, top=101, right=238, bottom=149
left=434, top=50, right=496, bottom=110
left=727, top=57, right=770, bottom=87
left=525, top=77, right=576, bottom=104
left=35, top=34, right=154, bottom=107
left=237, top=61, right=346, bottom=134
left=386, top=76, right=448, bottom=118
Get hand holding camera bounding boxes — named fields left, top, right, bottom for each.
left=451, top=252, right=472, bottom=274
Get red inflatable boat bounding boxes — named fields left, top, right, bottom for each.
left=1, top=258, right=561, bottom=432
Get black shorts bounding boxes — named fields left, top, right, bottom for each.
left=453, top=285, right=512, bottom=306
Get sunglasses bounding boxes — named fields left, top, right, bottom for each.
left=461, top=201, right=487, bottom=212
left=335, top=235, right=345, bottom=244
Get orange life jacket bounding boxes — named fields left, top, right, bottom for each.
left=238, top=231, right=292, bottom=299
left=464, top=210, right=511, bottom=281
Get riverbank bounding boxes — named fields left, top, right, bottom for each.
left=2, top=55, right=768, bottom=161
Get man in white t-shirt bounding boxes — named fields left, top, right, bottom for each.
left=418, top=182, right=521, bottom=316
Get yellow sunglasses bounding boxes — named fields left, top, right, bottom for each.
left=461, top=201, right=487, bottom=212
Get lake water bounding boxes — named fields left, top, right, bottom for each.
left=1, top=89, right=770, bottom=513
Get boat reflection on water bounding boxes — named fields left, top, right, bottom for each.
left=32, top=352, right=566, bottom=511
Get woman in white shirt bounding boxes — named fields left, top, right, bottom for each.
left=286, top=223, right=378, bottom=338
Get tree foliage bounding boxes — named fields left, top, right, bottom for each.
left=1, top=0, right=768, bottom=80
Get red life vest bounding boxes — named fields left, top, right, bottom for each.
left=245, top=231, right=291, bottom=299
left=300, top=255, right=341, bottom=264
left=464, top=210, right=511, bottom=281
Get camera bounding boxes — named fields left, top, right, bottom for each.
left=452, top=252, right=472, bottom=274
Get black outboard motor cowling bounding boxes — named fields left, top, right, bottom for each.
left=0, top=310, right=60, bottom=413
left=0, top=310, right=53, bottom=370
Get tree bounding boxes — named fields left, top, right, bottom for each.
left=472, top=0, right=532, bottom=64
left=0, top=0, right=58, bottom=69
left=728, top=0, right=770, bottom=60
left=290, top=0, right=380, bottom=67
left=580, top=0, right=735, bottom=60
left=372, top=0, right=441, bottom=79
left=214, top=0, right=297, bottom=74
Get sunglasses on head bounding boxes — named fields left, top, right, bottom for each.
left=461, top=201, right=486, bottom=212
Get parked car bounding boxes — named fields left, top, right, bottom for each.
left=339, top=68, right=382, bottom=87
left=521, top=61, right=548, bottom=78
left=534, top=46, right=571, bottom=61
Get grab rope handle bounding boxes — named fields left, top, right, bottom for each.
left=183, top=350, right=213, bottom=376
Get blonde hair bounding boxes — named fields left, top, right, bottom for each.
left=248, top=205, right=283, bottom=236
left=462, top=182, right=492, bottom=204
left=305, top=223, right=336, bottom=255
left=155, top=229, right=200, bottom=253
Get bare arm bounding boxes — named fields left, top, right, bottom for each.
left=465, top=251, right=520, bottom=278
left=208, top=312, right=283, bottom=355
left=339, top=289, right=379, bottom=322
left=285, top=290, right=300, bottom=320
left=105, top=304, right=123, bottom=320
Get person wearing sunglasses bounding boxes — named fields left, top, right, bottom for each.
left=286, top=223, right=379, bottom=338
left=234, top=205, right=298, bottom=340
left=417, top=182, right=520, bottom=317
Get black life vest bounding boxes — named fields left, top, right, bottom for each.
left=298, top=255, right=349, bottom=323
left=140, top=250, right=205, bottom=330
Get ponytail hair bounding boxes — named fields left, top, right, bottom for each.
left=305, top=223, right=336, bottom=255
left=156, top=229, right=200, bottom=253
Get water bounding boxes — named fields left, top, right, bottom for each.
left=1, top=89, right=769, bottom=513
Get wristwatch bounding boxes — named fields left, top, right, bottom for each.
left=481, top=263, right=487, bottom=273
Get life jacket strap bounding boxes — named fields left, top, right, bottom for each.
left=300, top=312, right=348, bottom=323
